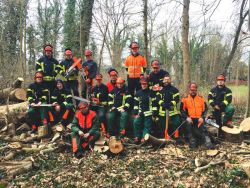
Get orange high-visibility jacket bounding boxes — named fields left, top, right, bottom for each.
left=124, top=54, right=147, bottom=78
left=181, top=95, right=206, bottom=119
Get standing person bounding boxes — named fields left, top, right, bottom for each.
left=82, top=49, right=97, bottom=98
left=107, top=77, right=132, bottom=138
left=27, top=72, right=50, bottom=133
left=133, top=78, right=153, bottom=144
left=124, top=42, right=147, bottom=95
left=180, top=83, right=213, bottom=149
left=58, top=48, right=80, bottom=96
left=106, top=68, right=118, bottom=92
left=148, top=59, right=169, bottom=89
left=154, top=75, right=182, bottom=140
left=51, top=80, right=74, bottom=127
left=35, top=44, right=59, bottom=96
left=208, top=74, right=235, bottom=137
left=90, top=74, right=109, bottom=134
left=71, top=101, right=100, bottom=158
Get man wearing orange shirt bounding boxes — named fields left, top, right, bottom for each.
left=124, top=42, right=147, bottom=95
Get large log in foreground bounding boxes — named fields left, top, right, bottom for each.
left=144, top=133, right=174, bottom=146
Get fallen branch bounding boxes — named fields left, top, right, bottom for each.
left=195, top=160, right=225, bottom=173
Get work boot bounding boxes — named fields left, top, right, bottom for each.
left=226, top=121, right=233, bottom=128
left=176, top=137, right=185, bottom=145
left=74, top=151, right=84, bottom=159
left=133, top=137, right=140, bottom=145
left=189, top=138, right=197, bottom=149
left=30, top=128, right=37, bottom=134
left=204, top=136, right=214, bottom=149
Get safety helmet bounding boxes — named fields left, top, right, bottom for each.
left=65, top=50, right=72, bottom=56
left=78, top=101, right=89, bottom=109
left=84, top=49, right=92, bottom=56
left=44, top=44, right=53, bottom=52
left=217, top=74, right=226, bottom=81
left=151, top=60, right=160, bottom=68
left=130, top=42, right=139, bottom=49
left=116, top=77, right=125, bottom=84
left=95, top=74, right=103, bottom=80
left=140, top=77, right=148, bottom=84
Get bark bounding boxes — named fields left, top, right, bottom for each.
left=144, top=133, right=174, bottom=146
left=246, top=52, right=250, bottom=117
left=0, top=88, right=26, bottom=102
left=143, top=0, right=149, bottom=65
left=181, top=0, right=190, bottom=92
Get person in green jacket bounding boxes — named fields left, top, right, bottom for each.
left=71, top=101, right=100, bottom=158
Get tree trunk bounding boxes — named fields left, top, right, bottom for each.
left=181, top=0, right=190, bottom=92
left=143, top=0, right=149, bottom=66
left=245, top=51, right=250, bottom=118
left=0, top=88, right=26, bottom=102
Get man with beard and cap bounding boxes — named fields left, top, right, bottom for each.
left=106, top=68, right=118, bottom=92
left=51, top=80, right=74, bottom=127
left=71, top=101, right=100, bottom=158
left=107, top=77, right=132, bottom=138
left=124, top=42, right=147, bottom=95
left=180, top=83, right=213, bottom=149
left=36, top=44, right=59, bottom=96
left=153, top=75, right=182, bottom=141
left=27, top=72, right=50, bottom=133
left=208, top=74, right=235, bottom=138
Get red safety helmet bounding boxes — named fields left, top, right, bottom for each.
left=44, top=44, right=53, bottom=52
left=116, top=77, right=125, bottom=84
left=130, top=42, right=139, bottom=49
left=217, top=74, right=226, bottom=81
left=95, top=74, right=103, bottom=80
left=65, top=50, right=72, bottom=56
left=84, top=49, right=92, bottom=56
left=151, top=60, right=160, bottom=68
left=140, top=77, right=148, bottom=84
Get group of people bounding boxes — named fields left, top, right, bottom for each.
left=27, top=42, right=235, bottom=157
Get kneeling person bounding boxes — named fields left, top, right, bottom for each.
left=51, top=80, right=74, bottom=126
left=71, top=102, right=100, bottom=158
left=27, top=72, right=50, bottom=133
left=133, top=78, right=153, bottom=144
left=180, top=83, right=213, bottom=149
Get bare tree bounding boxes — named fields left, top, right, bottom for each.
left=143, top=0, right=149, bottom=65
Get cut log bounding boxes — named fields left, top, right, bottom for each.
left=0, top=88, right=26, bottom=102
left=11, top=77, right=24, bottom=89
left=222, top=126, right=241, bottom=134
left=221, top=126, right=244, bottom=143
left=144, top=133, right=174, bottom=146
left=108, top=136, right=124, bottom=154
left=239, top=118, right=250, bottom=132
left=241, top=162, right=250, bottom=179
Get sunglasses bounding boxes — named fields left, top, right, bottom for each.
left=131, top=47, right=139, bottom=50
left=36, top=77, right=43, bottom=79
left=190, top=89, right=197, bottom=92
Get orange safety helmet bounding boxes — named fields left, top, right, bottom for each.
left=217, top=74, right=226, bottom=81
left=151, top=60, right=160, bottom=68
left=84, top=49, right=92, bottom=56
left=44, top=44, right=53, bottom=52
left=130, top=42, right=139, bottom=49
left=34, top=71, right=43, bottom=79
left=65, top=50, right=72, bottom=56
left=95, top=73, right=103, bottom=80
left=116, top=77, right=125, bottom=84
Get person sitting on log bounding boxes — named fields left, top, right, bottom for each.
left=180, top=83, right=213, bottom=149
left=51, top=79, right=74, bottom=127
left=107, top=77, right=132, bottom=139
left=208, top=74, right=235, bottom=138
left=90, top=73, right=109, bottom=134
left=27, top=71, right=50, bottom=133
left=71, top=101, right=100, bottom=158
left=133, top=77, right=153, bottom=144
left=106, top=68, right=118, bottom=92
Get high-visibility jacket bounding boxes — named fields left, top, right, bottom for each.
left=91, top=83, right=109, bottom=106
left=27, top=82, right=49, bottom=104
left=180, top=94, right=207, bottom=119
left=35, top=55, right=59, bottom=81
left=71, top=110, right=100, bottom=134
left=154, top=84, right=180, bottom=117
left=82, top=60, right=97, bottom=79
left=134, top=88, right=154, bottom=117
left=108, top=86, right=132, bottom=111
left=148, top=69, right=169, bottom=88
left=51, top=88, right=73, bottom=106
left=58, top=58, right=79, bottom=81
left=124, top=54, right=147, bottom=78
left=106, top=82, right=116, bottom=92
left=208, top=86, right=232, bottom=108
